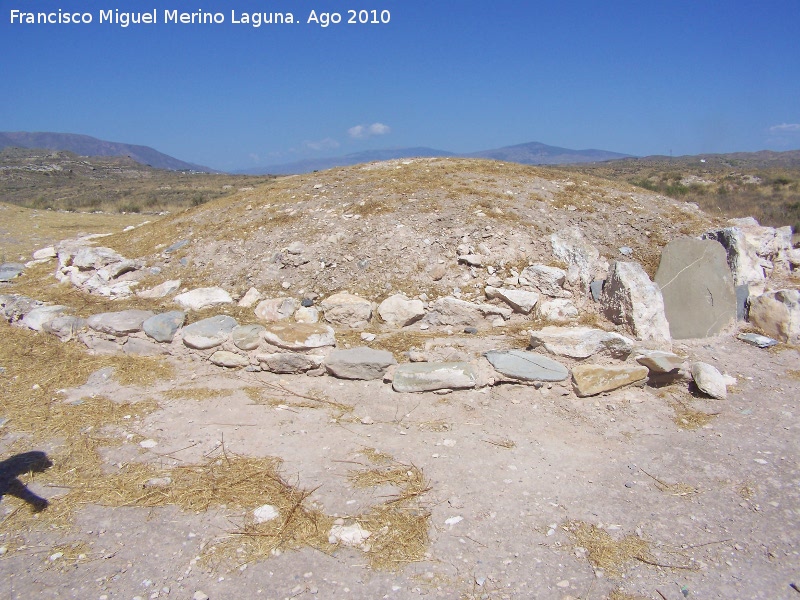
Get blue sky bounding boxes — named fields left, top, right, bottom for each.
left=2, top=0, right=799, bottom=171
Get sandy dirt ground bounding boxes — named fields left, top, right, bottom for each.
left=2, top=332, right=798, bottom=600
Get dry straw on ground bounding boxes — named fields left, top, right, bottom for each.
left=565, top=520, right=651, bottom=578
left=0, top=322, right=431, bottom=570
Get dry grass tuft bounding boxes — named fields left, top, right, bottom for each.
left=669, top=398, right=717, bottom=430
left=347, top=460, right=431, bottom=570
left=360, top=447, right=393, bottom=464
left=565, top=520, right=651, bottom=578
left=163, top=387, right=234, bottom=401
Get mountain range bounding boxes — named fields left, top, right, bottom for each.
left=0, top=131, right=631, bottom=175
left=241, top=142, right=631, bottom=175
left=0, top=131, right=216, bottom=173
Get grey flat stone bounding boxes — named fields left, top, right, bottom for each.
left=182, top=315, right=238, bottom=349
left=392, top=362, right=478, bottom=393
left=143, top=311, right=185, bottom=343
left=484, top=350, right=568, bottom=382
left=43, top=315, right=87, bottom=340
left=87, top=310, right=155, bottom=336
left=232, top=324, right=265, bottom=351
left=0, top=263, right=25, bottom=282
left=123, top=338, right=168, bottom=356
left=325, top=347, right=397, bottom=380
left=736, top=332, right=778, bottom=348
left=257, top=352, right=324, bottom=374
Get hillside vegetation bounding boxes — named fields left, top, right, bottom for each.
left=0, top=147, right=273, bottom=213
left=558, top=150, right=800, bottom=232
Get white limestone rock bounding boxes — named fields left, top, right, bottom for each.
left=484, top=286, right=539, bottom=314
left=174, top=287, right=233, bottom=311
left=378, top=294, right=426, bottom=326
left=600, top=261, right=671, bottom=345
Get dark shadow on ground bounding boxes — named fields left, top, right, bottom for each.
left=0, top=451, right=53, bottom=512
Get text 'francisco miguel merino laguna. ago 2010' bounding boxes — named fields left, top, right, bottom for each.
left=9, top=8, right=392, bottom=28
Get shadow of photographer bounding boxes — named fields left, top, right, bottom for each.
left=0, top=451, right=53, bottom=512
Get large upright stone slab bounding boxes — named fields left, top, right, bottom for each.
left=324, top=347, right=397, bottom=380
left=601, top=261, right=671, bottom=344
left=181, top=315, right=238, bottom=349
left=748, top=289, right=800, bottom=344
left=392, top=362, right=478, bottom=393
left=655, top=238, right=736, bottom=339
left=484, top=350, right=568, bottom=382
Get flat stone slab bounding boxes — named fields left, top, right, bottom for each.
left=210, top=351, right=250, bottom=368
left=174, top=287, right=233, bottom=311
left=655, top=238, right=736, bottom=339
left=484, top=350, right=568, bottom=382
left=263, top=322, right=336, bottom=351
left=137, top=279, right=181, bottom=299
left=325, top=347, right=397, bottom=380
left=123, top=338, right=168, bottom=356
left=736, top=332, right=778, bottom=348
left=484, top=287, right=540, bottom=314
left=0, top=263, right=25, bottom=282
left=43, top=315, right=87, bottom=340
left=392, top=362, right=478, bottom=393
left=143, top=311, right=185, bottom=343
left=529, top=326, right=634, bottom=359
left=572, top=364, right=648, bottom=397
left=21, top=305, right=69, bottom=331
left=635, top=350, right=684, bottom=373
left=256, top=352, right=324, bottom=374
left=87, top=309, right=155, bottom=336
left=232, top=324, right=265, bottom=351
left=181, top=315, right=238, bottom=349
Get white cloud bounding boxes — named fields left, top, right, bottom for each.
left=769, top=123, right=800, bottom=133
left=348, top=122, right=391, bottom=139
left=304, top=137, right=340, bottom=151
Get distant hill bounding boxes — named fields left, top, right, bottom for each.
left=466, top=141, right=630, bottom=165
left=0, top=131, right=215, bottom=172
left=246, top=141, right=629, bottom=175
left=240, top=147, right=455, bottom=175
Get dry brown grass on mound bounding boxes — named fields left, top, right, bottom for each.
left=565, top=521, right=651, bottom=578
